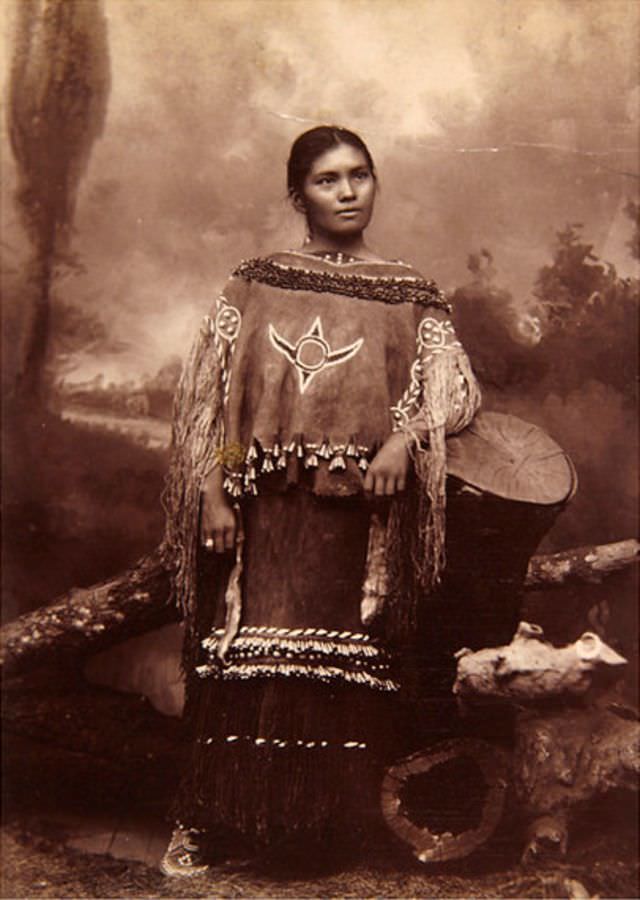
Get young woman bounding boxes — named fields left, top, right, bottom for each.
left=160, top=126, right=481, bottom=875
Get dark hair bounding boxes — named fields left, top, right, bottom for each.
left=287, top=126, right=377, bottom=199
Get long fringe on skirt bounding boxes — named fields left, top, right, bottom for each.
left=172, top=676, right=397, bottom=847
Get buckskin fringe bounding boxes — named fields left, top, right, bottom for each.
left=393, top=349, right=481, bottom=594
left=360, top=512, right=390, bottom=626
left=217, top=511, right=245, bottom=664
left=161, top=318, right=223, bottom=627
left=413, top=349, right=480, bottom=588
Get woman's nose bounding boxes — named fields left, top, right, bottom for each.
left=338, top=178, right=357, bottom=200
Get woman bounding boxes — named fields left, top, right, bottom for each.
left=160, top=126, right=480, bottom=875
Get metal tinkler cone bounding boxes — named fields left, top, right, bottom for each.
left=329, top=454, right=347, bottom=472
left=358, top=457, right=369, bottom=472
left=319, top=437, right=332, bottom=460
left=346, top=436, right=358, bottom=458
left=224, top=475, right=243, bottom=497
left=304, top=452, right=319, bottom=469
left=246, top=442, right=259, bottom=462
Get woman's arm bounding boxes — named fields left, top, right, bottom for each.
left=162, top=285, right=243, bottom=614
left=365, top=307, right=480, bottom=497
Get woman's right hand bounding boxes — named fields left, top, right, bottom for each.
left=200, top=467, right=237, bottom=553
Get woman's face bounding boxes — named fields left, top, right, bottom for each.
left=298, top=143, right=376, bottom=240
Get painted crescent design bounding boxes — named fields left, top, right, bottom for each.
left=268, top=316, right=364, bottom=394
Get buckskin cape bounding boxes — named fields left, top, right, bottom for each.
left=162, top=250, right=481, bottom=638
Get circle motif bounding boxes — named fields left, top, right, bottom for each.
left=215, top=304, right=242, bottom=341
left=295, top=335, right=329, bottom=372
left=418, top=317, right=448, bottom=350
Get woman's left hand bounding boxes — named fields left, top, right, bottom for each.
left=364, top=432, right=409, bottom=496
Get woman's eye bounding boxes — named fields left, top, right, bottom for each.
left=316, top=176, right=334, bottom=185
left=354, top=170, right=369, bottom=180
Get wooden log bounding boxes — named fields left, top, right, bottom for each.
left=380, top=738, right=510, bottom=863
left=515, top=705, right=640, bottom=865
left=450, top=622, right=639, bottom=865
left=0, top=550, right=178, bottom=676
left=453, top=622, right=627, bottom=704
left=1, top=538, right=638, bottom=677
left=524, top=539, right=639, bottom=590
left=3, top=667, right=186, bottom=809
left=384, top=621, right=638, bottom=866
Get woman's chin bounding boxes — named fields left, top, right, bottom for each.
left=321, top=225, right=366, bottom=242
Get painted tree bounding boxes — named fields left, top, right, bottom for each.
left=624, top=199, right=639, bottom=262
left=452, top=250, right=545, bottom=392
left=532, top=224, right=639, bottom=398
left=8, top=0, right=110, bottom=406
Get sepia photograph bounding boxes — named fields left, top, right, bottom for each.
left=1, top=0, right=638, bottom=897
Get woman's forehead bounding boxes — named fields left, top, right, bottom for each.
left=307, top=143, right=370, bottom=175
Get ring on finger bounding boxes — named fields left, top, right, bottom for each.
left=204, top=538, right=214, bottom=550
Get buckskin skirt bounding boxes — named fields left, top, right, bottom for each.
left=171, top=486, right=400, bottom=850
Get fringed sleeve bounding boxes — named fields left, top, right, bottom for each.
left=161, top=308, right=227, bottom=622
left=396, top=310, right=481, bottom=589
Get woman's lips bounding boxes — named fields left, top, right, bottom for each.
left=336, top=209, right=360, bottom=217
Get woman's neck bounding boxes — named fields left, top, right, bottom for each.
left=300, top=233, right=381, bottom=261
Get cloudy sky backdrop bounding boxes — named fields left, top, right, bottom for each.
left=2, top=0, right=638, bottom=384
